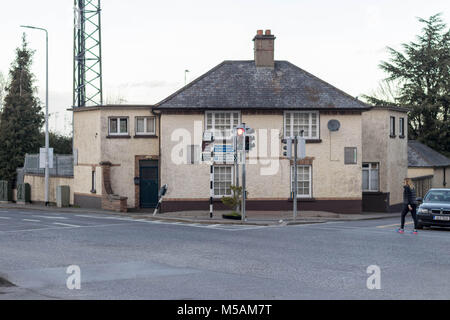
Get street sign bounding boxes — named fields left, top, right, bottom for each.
left=214, top=144, right=235, bottom=164
left=214, top=145, right=234, bottom=153
left=39, top=148, right=54, bottom=169
left=297, top=137, right=306, bottom=160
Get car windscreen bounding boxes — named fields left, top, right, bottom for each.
left=424, top=190, right=450, bottom=203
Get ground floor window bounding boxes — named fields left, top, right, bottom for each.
left=291, top=165, right=312, bottom=198
left=213, top=165, right=233, bottom=197
left=362, top=163, right=379, bottom=191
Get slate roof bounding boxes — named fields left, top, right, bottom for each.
left=155, top=60, right=370, bottom=110
left=408, top=140, right=450, bottom=168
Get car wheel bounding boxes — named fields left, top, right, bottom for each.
left=416, top=223, right=424, bottom=230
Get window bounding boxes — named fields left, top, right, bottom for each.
left=109, top=117, right=128, bottom=135
left=399, top=118, right=405, bottom=138
left=136, top=117, right=156, bottom=135
left=344, top=147, right=357, bottom=165
left=205, top=111, right=240, bottom=139
left=284, top=111, right=319, bottom=139
left=213, top=165, right=233, bottom=197
left=291, top=165, right=312, bottom=198
left=362, top=163, right=379, bottom=192
left=390, top=116, right=396, bottom=137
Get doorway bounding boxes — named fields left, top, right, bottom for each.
left=139, top=160, right=159, bottom=208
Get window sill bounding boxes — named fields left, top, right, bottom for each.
left=134, top=135, right=158, bottom=139
left=107, top=135, right=131, bottom=139
left=288, top=197, right=315, bottom=202
left=389, top=135, right=397, bottom=139
left=306, top=139, right=322, bottom=144
left=283, top=138, right=321, bottom=143
left=363, top=191, right=382, bottom=195
left=90, top=190, right=97, bottom=194
left=399, top=135, right=406, bottom=139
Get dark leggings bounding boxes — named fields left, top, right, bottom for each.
left=401, top=204, right=417, bottom=229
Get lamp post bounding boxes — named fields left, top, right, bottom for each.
left=21, top=25, right=49, bottom=206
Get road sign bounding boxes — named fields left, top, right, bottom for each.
left=39, top=148, right=54, bottom=169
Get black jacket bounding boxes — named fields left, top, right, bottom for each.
left=403, top=185, right=417, bottom=205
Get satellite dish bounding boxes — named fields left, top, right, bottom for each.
left=328, top=120, right=341, bottom=132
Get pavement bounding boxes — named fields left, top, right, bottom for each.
left=0, top=202, right=400, bottom=226
left=0, top=206, right=449, bottom=299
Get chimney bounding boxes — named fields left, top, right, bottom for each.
left=253, top=29, right=276, bottom=68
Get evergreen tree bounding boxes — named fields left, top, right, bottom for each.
left=364, top=13, right=450, bottom=157
left=0, top=35, right=44, bottom=183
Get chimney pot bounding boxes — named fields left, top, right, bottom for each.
left=257, top=29, right=263, bottom=35
left=265, top=30, right=271, bottom=35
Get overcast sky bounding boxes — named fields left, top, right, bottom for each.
left=1, top=0, right=449, bottom=134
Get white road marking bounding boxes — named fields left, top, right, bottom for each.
left=53, top=222, right=81, bottom=228
left=0, top=222, right=139, bottom=234
left=22, top=219, right=41, bottom=223
left=32, top=215, right=68, bottom=220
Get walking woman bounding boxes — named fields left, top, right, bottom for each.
left=398, top=178, right=418, bottom=234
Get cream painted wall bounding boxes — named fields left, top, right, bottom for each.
left=73, top=109, right=102, bottom=198
left=73, top=107, right=159, bottom=208
left=161, top=111, right=363, bottom=200
left=386, top=110, right=408, bottom=205
left=362, top=108, right=408, bottom=206
left=408, top=167, right=434, bottom=179
left=24, top=174, right=74, bottom=205
left=99, top=108, right=159, bottom=207
left=432, top=167, right=449, bottom=188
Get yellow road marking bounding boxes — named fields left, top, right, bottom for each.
left=377, top=222, right=414, bottom=229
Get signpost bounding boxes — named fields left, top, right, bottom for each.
left=39, top=148, right=54, bottom=169
left=284, top=131, right=306, bottom=221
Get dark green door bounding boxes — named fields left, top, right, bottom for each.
left=139, top=160, right=159, bottom=208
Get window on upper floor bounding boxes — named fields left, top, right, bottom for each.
left=284, top=111, right=319, bottom=139
left=399, top=117, right=405, bottom=138
left=390, top=116, right=396, bottom=137
left=109, top=117, right=128, bottom=135
left=136, top=117, right=156, bottom=135
left=205, top=111, right=241, bottom=139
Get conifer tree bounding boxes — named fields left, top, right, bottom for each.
left=364, top=13, right=450, bottom=156
left=0, top=35, right=44, bottom=183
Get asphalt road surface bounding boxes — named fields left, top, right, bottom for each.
left=0, top=208, right=449, bottom=300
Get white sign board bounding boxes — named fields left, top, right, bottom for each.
left=213, top=144, right=235, bottom=164
left=39, top=148, right=54, bottom=169
left=297, top=137, right=306, bottom=160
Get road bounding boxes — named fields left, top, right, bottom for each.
left=0, top=208, right=449, bottom=300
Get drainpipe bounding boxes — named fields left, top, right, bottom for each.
left=151, top=107, right=162, bottom=209
left=444, top=167, right=447, bottom=187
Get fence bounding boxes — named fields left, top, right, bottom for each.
left=21, top=153, right=74, bottom=177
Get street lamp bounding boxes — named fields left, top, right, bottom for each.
left=21, top=25, right=50, bottom=206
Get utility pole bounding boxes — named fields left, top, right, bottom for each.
left=241, top=123, right=246, bottom=222
left=293, top=136, right=298, bottom=220
left=21, top=25, right=49, bottom=206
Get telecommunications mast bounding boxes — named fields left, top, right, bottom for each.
left=73, top=0, right=103, bottom=107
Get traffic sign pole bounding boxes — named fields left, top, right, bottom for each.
left=293, top=136, right=298, bottom=220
